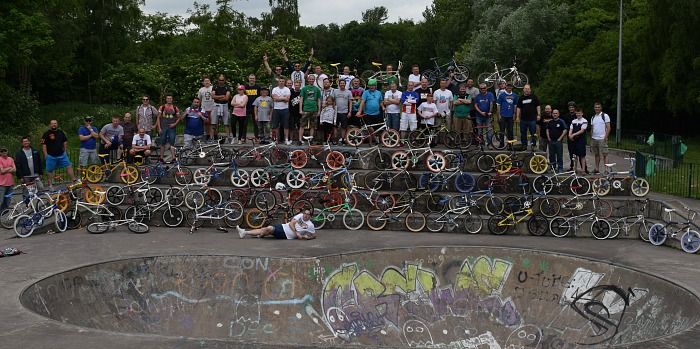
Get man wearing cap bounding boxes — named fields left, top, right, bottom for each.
left=357, top=78, right=384, bottom=144
left=78, top=116, right=100, bottom=172
left=15, top=136, right=43, bottom=190
left=497, top=82, right=518, bottom=140
left=41, top=119, right=78, bottom=189
left=0, top=145, right=15, bottom=212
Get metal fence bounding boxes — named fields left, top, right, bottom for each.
left=636, top=151, right=700, bottom=199
left=617, top=129, right=684, bottom=166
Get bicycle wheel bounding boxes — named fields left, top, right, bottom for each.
left=84, top=165, right=104, bottom=183
left=476, top=154, right=495, bottom=173
left=425, top=213, right=444, bottom=232
left=443, top=131, right=460, bottom=149
left=425, top=152, right=447, bottom=173
left=423, top=70, right=437, bottom=87
left=105, top=186, right=126, bottom=205
left=454, top=173, right=475, bottom=193
left=84, top=184, right=106, bottom=205
left=637, top=221, right=651, bottom=242
left=141, top=165, right=159, bottom=184
left=128, top=222, right=150, bottom=233
left=123, top=206, right=145, bottom=222
left=290, top=150, right=308, bottom=169
left=476, top=174, right=492, bottom=191
left=502, top=195, right=522, bottom=214
left=13, top=215, right=35, bottom=238
left=490, top=132, right=507, bottom=150
left=346, top=127, right=367, bottom=147
left=173, top=166, right=193, bottom=185
left=162, top=207, right=184, bottom=227
left=224, top=201, right=245, bottom=225
left=343, top=208, right=365, bottom=230
left=487, top=214, right=508, bottom=235
left=453, top=64, right=470, bottom=82
left=313, top=211, right=327, bottom=229
left=185, top=209, right=204, bottom=228
left=103, top=206, right=121, bottom=222
left=244, top=208, right=266, bottom=229
left=87, top=222, right=109, bottom=234
left=291, top=199, right=313, bottom=216
left=166, top=187, right=186, bottom=207
left=463, top=215, right=483, bottom=234
left=230, top=169, right=250, bottom=188
left=484, top=196, right=504, bottom=215
left=390, top=151, right=409, bottom=170
left=184, top=190, right=205, bottom=210
left=366, top=210, right=387, bottom=230
left=66, top=209, right=82, bottom=229
left=594, top=199, right=613, bottom=219
left=323, top=192, right=343, bottom=211
left=373, top=151, right=391, bottom=170
left=405, top=212, right=426, bottom=232
left=120, top=165, right=140, bottom=184
left=249, top=168, right=270, bottom=188
left=178, top=149, right=196, bottom=166
left=648, top=223, right=667, bottom=245
left=570, top=177, right=591, bottom=196
left=549, top=217, right=571, bottom=238
left=631, top=178, right=650, bottom=197
left=374, top=193, right=395, bottom=211
left=592, top=178, right=611, bottom=196
left=1, top=208, right=16, bottom=229
left=147, top=187, right=164, bottom=205
left=408, top=130, right=427, bottom=147
left=325, top=151, right=345, bottom=170
left=53, top=210, right=68, bottom=232
left=511, top=72, right=529, bottom=89
left=362, top=171, right=383, bottom=190
left=203, top=188, right=223, bottom=207
left=192, top=168, right=211, bottom=185
left=419, top=173, right=441, bottom=192
left=532, top=175, right=551, bottom=194
left=233, top=147, right=253, bottom=167
left=380, top=129, right=400, bottom=148
left=286, top=170, right=306, bottom=189
left=254, top=191, right=278, bottom=211
left=270, top=148, right=288, bottom=165
left=538, top=197, right=561, bottom=218
left=494, top=154, right=511, bottom=173
left=680, top=230, right=700, bottom=253
left=426, top=193, right=447, bottom=213
left=527, top=214, right=548, bottom=236
left=591, top=219, right=611, bottom=240
left=477, top=72, right=495, bottom=88
left=529, top=155, right=548, bottom=174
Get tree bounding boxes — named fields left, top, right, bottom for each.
left=362, top=6, right=388, bottom=24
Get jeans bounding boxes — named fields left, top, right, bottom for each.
left=520, top=120, right=537, bottom=147
left=0, top=185, right=12, bottom=212
left=549, top=140, right=564, bottom=171
left=231, top=115, right=248, bottom=141
left=500, top=117, right=514, bottom=140
left=475, top=116, right=492, bottom=144
left=386, top=112, right=400, bottom=131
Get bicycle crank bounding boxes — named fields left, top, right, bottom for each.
left=327, top=214, right=336, bottom=222
left=613, top=180, right=623, bottom=190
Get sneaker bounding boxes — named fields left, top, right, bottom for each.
left=285, top=140, right=293, bottom=146
left=339, top=139, right=346, bottom=145
left=297, top=141, right=302, bottom=146
left=238, top=140, right=243, bottom=145
left=558, top=168, right=564, bottom=174
left=592, top=169, right=600, bottom=175
left=236, top=225, right=246, bottom=238
left=584, top=169, right=590, bottom=175
left=228, top=138, right=235, bottom=145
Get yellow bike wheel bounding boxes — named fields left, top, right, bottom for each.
left=529, top=155, right=548, bottom=174
left=120, top=165, right=139, bottom=184
left=494, top=154, right=512, bottom=173
left=84, top=185, right=105, bottom=204
left=84, top=165, right=103, bottom=183
left=52, top=193, right=70, bottom=212
left=245, top=208, right=267, bottom=229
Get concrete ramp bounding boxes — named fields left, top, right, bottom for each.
left=20, top=248, right=700, bottom=348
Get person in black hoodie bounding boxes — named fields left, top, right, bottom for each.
left=15, top=136, right=44, bottom=190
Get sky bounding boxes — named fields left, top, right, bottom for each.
left=141, top=0, right=433, bottom=26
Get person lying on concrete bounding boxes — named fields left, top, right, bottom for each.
left=237, top=209, right=316, bottom=240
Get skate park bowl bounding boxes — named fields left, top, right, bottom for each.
left=20, top=247, right=700, bottom=348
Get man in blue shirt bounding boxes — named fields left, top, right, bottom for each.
left=181, top=97, right=209, bottom=149
left=473, top=83, right=495, bottom=148
left=497, top=82, right=518, bottom=141
left=77, top=116, right=100, bottom=172
left=357, top=79, right=384, bottom=144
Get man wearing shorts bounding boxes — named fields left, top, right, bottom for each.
left=357, top=79, right=384, bottom=144
left=568, top=108, right=589, bottom=173
left=130, top=128, right=152, bottom=162
left=298, top=75, right=321, bottom=145
left=211, top=75, right=231, bottom=143
left=400, top=81, right=419, bottom=143
left=589, top=102, right=611, bottom=174
left=157, top=95, right=180, bottom=162
left=77, top=116, right=99, bottom=172
left=271, top=77, right=292, bottom=144
left=182, top=97, right=208, bottom=149
left=99, top=116, right=124, bottom=162
left=41, top=119, right=77, bottom=189
left=198, top=77, right=215, bottom=142
left=237, top=209, right=316, bottom=240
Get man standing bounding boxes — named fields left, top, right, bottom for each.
left=282, top=47, right=313, bottom=86
left=562, top=101, right=577, bottom=170
left=339, top=66, right=356, bottom=87
left=237, top=208, right=316, bottom=240
left=400, top=81, right=419, bottom=143
left=473, top=83, right=495, bottom=148
left=120, top=113, right=138, bottom=162
left=99, top=116, right=124, bottom=162
left=130, top=128, right=152, bottom=161
left=452, top=83, right=472, bottom=135
left=198, top=77, right=215, bottom=142
left=263, top=53, right=286, bottom=89
left=590, top=102, right=611, bottom=174
left=321, top=78, right=335, bottom=105
left=298, top=75, right=321, bottom=145
left=538, top=105, right=553, bottom=157
left=136, top=95, right=159, bottom=137
left=309, top=65, right=328, bottom=90
left=357, top=79, right=384, bottom=144
left=383, top=64, right=399, bottom=91
left=211, top=75, right=231, bottom=143
left=244, top=74, right=261, bottom=139
left=464, top=78, right=479, bottom=119
left=413, top=78, right=433, bottom=127
left=15, top=137, right=43, bottom=189
left=0, top=146, right=15, bottom=212
left=497, top=82, right=518, bottom=141
left=271, top=77, right=292, bottom=145
left=408, top=64, right=421, bottom=84
left=433, top=78, right=454, bottom=129
left=384, top=81, right=402, bottom=132
left=546, top=109, right=568, bottom=173
left=41, top=119, right=77, bottom=189
left=182, top=97, right=208, bottom=149
left=288, top=79, right=302, bottom=142
left=348, top=78, right=364, bottom=128
left=77, top=116, right=100, bottom=172
left=515, top=84, right=540, bottom=148
left=568, top=108, right=589, bottom=173
left=157, top=95, right=180, bottom=162
left=334, top=79, right=353, bottom=145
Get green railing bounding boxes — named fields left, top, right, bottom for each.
left=616, top=129, right=684, bottom=166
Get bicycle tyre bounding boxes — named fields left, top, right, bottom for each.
left=362, top=171, right=383, bottom=190
left=477, top=72, right=495, bottom=88
left=123, top=206, right=144, bottom=223
left=87, top=222, right=109, bottom=234
left=532, top=175, right=551, bottom=194
left=425, top=152, right=447, bottom=173
left=254, top=191, right=278, bottom=211
left=464, top=214, right=483, bottom=234
left=390, top=151, right=409, bottom=170
left=425, top=213, right=444, bottom=232
left=312, top=211, right=327, bottom=229
left=345, top=127, right=367, bottom=147
left=592, top=178, right=610, bottom=196
left=249, top=168, right=270, bottom=188
left=162, top=207, right=184, bottom=227
left=549, top=217, right=571, bottom=238
left=323, top=192, right=343, bottom=212
left=648, top=223, right=667, bottom=245
left=141, top=165, right=159, bottom=184
left=166, top=187, right=186, bottom=207
left=66, top=209, right=82, bottom=229
left=591, top=219, right=611, bottom=240
left=423, top=70, right=437, bottom=87
left=84, top=164, right=104, bottom=183
left=233, top=147, right=254, bottom=167
left=203, top=188, right=223, bottom=207
left=487, top=214, right=508, bottom=235
left=453, top=64, right=470, bottom=82
left=594, top=199, right=613, bottom=219
left=455, top=173, right=475, bottom=193
left=184, top=190, right=205, bottom=210
left=14, top=215, right=36, bottom=238
left=570, top=177, right=591, bottom=196
left=178, top=149, right=196, bottom=166
left=484, top=196, right=504, bottom=215
left=1, top=208, right=16, bottom=230
left=224, top=201, right=244, bottom=226
left=476, top=174, right=492, bottom=191
left=54, top=210, right=68, bottom=232
left=529, top=155, right=548, bottom=174
left=106, top=186, right=126, bottom=205
left=373, top=151, right=391, bottom=170
left=419, top=173, right=440, bottom=192
left=173, top=166, right=193, bottom=185
left=407, top=130, right=427, bottom=148
left=631, top=178, right=650, bottom=197
left=270, top=148, right=288, bottom=165
left=366, top=210, right=387, bottom=230
left=494, top=154, right=512, bottom=173
left=538, top=197, right=561, bottom=218
left=380, top=129, right=400, bottom=148
left=290, top=150, right=308, bottom=169
left=147, top=187, right=164, bottom=206
left=120, top=165, right=140, bottom=184
left=476, top=154, right=495, bottom=173
left=230, top=169, right=250, bottom=188
left=374, top=193, right=395, bottom=211
left=185, top=209, right=205, bottom=228
left=637, top=220, right=651, bottom=242
left=490, top=132, right=508, bottom=150
left=512, top=72, right=528, bottom=89
left=326, top=151, right=346, bottom=170
left=343, top=208, right=365, bottom=230
left=443, top=131, right=460, bottom=149
left=192, top=168, right=211, bottom=185
left=405, top=212, right=426, bottom=232
left=426, top=193, right=447, bottom=213
left=680, top=230, right=700, bottom=253
left=527, top=214, right=548, bottom=236
left=127, top=222, right=149, bottom=233
left=286, top=170, right=306, bottom=189
left=103, top=206, right=122, bottom=222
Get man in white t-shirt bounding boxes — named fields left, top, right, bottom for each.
left=271, top=77, right=292, bottom=145
left=309, top=65, right=328, bottom=89
left=129, top=128, right=152, bottom=161
left=383, top=81, right=402, bottom=132
left=198, top=77, right=215, bottom=142
left=408, top=64, right=421, bottom=84
left=589, top=102, right=611, bottom=174
left=433, top=79, right=453, bottom=129
left=238, top=209, right=316, bottom=240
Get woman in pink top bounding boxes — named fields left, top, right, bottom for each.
left=0, top=146, right=17, bottom=211
left=231, top=84, right=249, bottom=144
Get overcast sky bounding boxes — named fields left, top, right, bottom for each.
left=142, top=0, right=433, bottom=26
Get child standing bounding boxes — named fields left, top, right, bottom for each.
left=254, top=87, right=274, bottom=143
left=319, top=96, right=337, bottom=144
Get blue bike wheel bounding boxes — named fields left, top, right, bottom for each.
left=418, top=173, right=440, bottom=192
left=455, top=173, right=475, bottom=193
left=648, top=223, right=667, bottom=246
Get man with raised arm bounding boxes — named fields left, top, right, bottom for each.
left=282, top=47, right=313, bottom=86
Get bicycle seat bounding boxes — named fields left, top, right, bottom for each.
left=664, top=208, right=676, bottom=213
left=371, top=62, right=382, bottom=67
left=98, top=154, right=110, bottom=158
left=605, top=163, right=616, bottom=168
left=303, top=136, right=314, bottom=141
left=517, top=183, right=529, bottom=187
left=429, top=57, right=439, bottom=61
left=330, top=63, right=341, bottom=67
left=506, top=140, right=518, bottom=144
